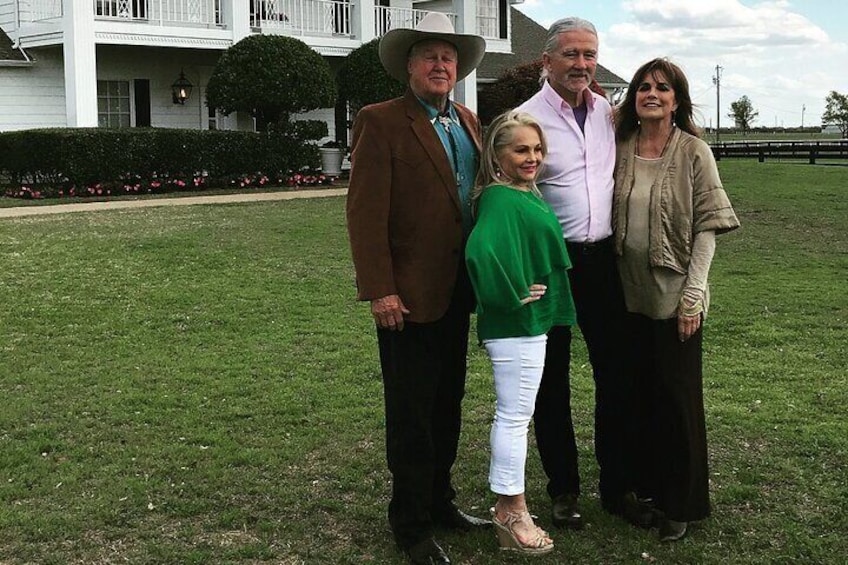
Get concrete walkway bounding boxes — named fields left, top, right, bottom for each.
left=0, top=187, right=348, bottom=219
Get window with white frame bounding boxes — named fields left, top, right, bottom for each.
left=478, top=0, right=499, bottom=38
left=97, top=80, right=131, bottom=128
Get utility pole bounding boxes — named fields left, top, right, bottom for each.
left=712, top=65, right=723, bottom=144
left=802, top=104, right=806, bottom=129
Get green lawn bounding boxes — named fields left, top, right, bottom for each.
left=0, top=161, right=845, bottom=563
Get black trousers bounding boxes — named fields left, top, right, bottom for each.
left=534, top=238, right=636, bottom=508
left=377, top=270, right=473, bottom=549
left=628, top=313, right=711, bottom=522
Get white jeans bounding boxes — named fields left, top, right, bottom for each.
left=484, top=334, right=547, bottom=496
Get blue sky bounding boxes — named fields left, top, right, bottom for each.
left=515, top=0, right=848, bottom=128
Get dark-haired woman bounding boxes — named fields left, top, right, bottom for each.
left=613, top=58, right=740, bottom=541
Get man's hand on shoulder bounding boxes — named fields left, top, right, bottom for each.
left=371, top=294, right=411, bottom=331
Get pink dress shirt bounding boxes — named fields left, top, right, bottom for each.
left=518, top=81, right=616, bottom=243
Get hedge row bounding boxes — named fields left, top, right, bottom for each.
left=0, top=121, right=327, bottom=198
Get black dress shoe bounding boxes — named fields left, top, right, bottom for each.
left=404, top=537, right=451, bottom=564
left=620, top=492, right=658, bottom=529
left=551, top=493, right=583, bottom=530
left=432, top=505, right=492, bottom=531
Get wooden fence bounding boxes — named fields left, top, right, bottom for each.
left=711, top=140, right=848, bottom=163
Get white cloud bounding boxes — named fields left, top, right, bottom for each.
left=598, top=0, right=843, bottom=126
left=619, top=0, right=828, bottom=46
left=623, top=0, right=754, bottom=29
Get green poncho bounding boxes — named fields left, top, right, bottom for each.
left=466, top=185, right=577, bottom=340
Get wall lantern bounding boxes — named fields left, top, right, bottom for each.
left=171, top=70, right=193, bottom=105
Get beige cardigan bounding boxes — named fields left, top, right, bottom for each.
left=613, top=128, right=740, bottom=274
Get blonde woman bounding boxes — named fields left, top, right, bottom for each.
left=466, top=110, right=577, bottom=555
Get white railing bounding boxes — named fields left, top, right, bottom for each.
left=94, top=0, right=224, bottom=28
left=17, top=0, right=63, bottom=22
left=374, top=6, right=456, bottom=37
left=15, top=1, right=472, bottom=41
left=251, top=0, right=351, bottom=37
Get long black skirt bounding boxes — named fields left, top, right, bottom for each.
left=627, top=313, right=711, bottom=522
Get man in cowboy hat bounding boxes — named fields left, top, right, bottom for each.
left=346, top=11, right=489, bottom=565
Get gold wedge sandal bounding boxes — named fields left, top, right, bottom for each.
left=490, top=507, right=554, bottom=555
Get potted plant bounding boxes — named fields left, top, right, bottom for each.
left=318, top=139, right=346, bottom=177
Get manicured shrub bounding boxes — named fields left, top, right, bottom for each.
left=206, top=35, right=336, bottom=131
left=0, top=124, right=331, bottom=200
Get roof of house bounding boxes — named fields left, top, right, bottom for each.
left=478, top=8, right=628, bottom=88
left=1, top=28, right=27, bottom=62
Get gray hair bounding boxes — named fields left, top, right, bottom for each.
left=540, top=17, right=598, bottom=83
left=542, top=17, right=598, bottom=54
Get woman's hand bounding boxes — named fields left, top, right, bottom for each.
left=677, top=312, right=701, bottom=342
left=520, top=284, right=547, bottom=305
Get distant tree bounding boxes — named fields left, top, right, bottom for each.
left=337, top=38, right=405, bottom=118
left=822, top=90, right=848, bottom=136
left=206, top=35, right=336, bottom=131
left=728, top=95, right=759, bottom=133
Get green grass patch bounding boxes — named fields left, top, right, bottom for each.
left=0, top=161, right=845, bottom=563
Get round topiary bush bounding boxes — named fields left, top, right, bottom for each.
left=207, top=34, right=336, bottom=130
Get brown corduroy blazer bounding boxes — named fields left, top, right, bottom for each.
left=346, top=90, right=482, bottom=323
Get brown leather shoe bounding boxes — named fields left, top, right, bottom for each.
left=404, top=537, right=451, bottom=564
left=551, top=493, right=583, bottom=530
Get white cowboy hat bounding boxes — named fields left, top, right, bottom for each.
left=379, top=12, right=486, bottom=83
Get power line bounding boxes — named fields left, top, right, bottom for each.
left=712, top=65, right=723, bottom=143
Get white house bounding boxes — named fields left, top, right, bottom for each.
left=0, top=0, right=521, bottom=135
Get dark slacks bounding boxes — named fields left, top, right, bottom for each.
left=628, top=313, right=711, bottom=522
left=377, top=269, right=473, bottom=549
left=534, top=238, right=636, bottom=508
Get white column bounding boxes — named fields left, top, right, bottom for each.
left=229, top=0, right=251, bottom=43
left=63, top=0, right=98, bottom=127
left=452, top=0, right=479, bottom=111
left=356, top=0, right=376, bottom=42
left=455, top=68, right=478, bottom=111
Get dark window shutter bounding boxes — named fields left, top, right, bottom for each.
left=134, top=79, right=151, bottom=127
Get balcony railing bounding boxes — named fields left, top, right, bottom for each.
left=250, top=0, right=351, bottom=37
left=14, top=1, right=482, bottom=43
left=374, top=6, right=456, bottom=37
left=94, top=0, right=224, bottom=28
